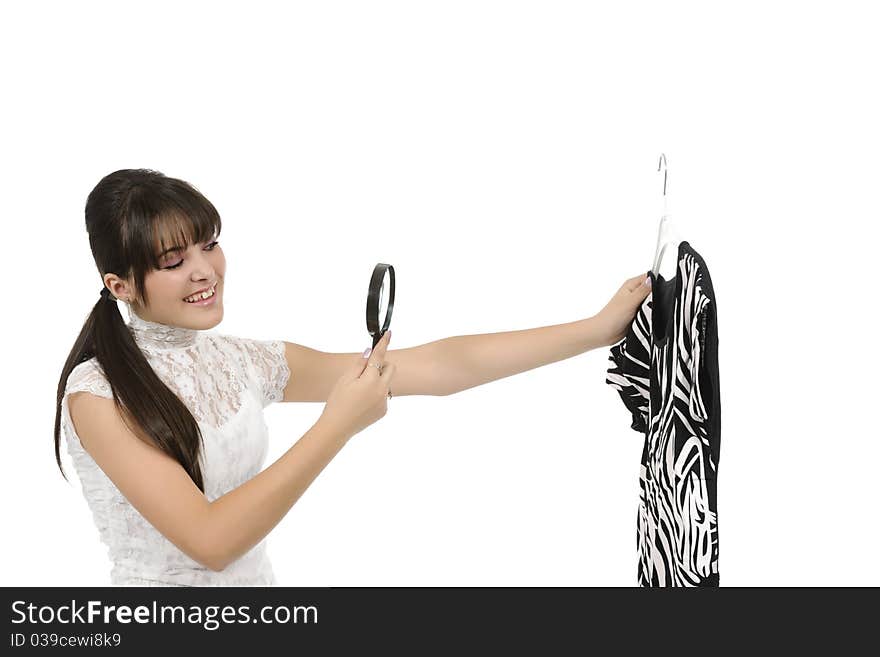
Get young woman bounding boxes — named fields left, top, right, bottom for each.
left=53, top=168, right=652, bottom=586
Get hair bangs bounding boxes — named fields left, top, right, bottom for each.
left=151, top=209, right=221, bottom=269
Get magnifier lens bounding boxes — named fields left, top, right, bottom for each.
left=378, top=271, right=390, bottom=326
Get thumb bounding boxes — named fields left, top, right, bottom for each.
left=344, top=344, right=373, bottom=380
left=630, top=273, right=651, bottom=306
left=637, top=273, right=652, bottom=293
left=624, top=273, right=650, bottom=292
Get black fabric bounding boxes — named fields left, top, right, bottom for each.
left=606, top=241, right=721, bottom=587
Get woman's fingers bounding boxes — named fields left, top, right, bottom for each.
left=363, top=330, right=391, bottom=379
left=624, top=273, right=650, bottom=292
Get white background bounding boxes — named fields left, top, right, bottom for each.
left=1, top=1, right=877, bottom=586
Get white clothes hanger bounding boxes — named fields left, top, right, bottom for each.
left=650, top=153, right=682, bottom=279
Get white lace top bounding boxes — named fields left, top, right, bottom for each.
left=60, top=307, right=291, bottom=586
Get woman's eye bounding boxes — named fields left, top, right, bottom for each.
left=162, top=241, right=219, bottom=269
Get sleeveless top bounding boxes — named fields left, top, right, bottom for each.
left=605, top=241, right=721, bottom=587
left=60, top=307, right=291, bottom=586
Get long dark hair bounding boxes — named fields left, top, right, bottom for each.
left=54, top=169, right=222, bottom=493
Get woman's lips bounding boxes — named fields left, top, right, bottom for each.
left=183, top=283, right=218, bottom=306
left=183, top=282, right=216, bottom=300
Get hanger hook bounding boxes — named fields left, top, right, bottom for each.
left=657, top=153, right=668, bottom=197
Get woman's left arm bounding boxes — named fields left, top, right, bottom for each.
left=429, top=315, right=607, bottom=396
left=280, top=273, right=650, bottom=400
left=431, top=272, right=651, bottom=396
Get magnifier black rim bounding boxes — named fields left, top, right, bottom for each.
left=366, top=263, right=395, bottom=340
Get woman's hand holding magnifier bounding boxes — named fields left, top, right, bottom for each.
left=318, top=330, right=396, bottom=442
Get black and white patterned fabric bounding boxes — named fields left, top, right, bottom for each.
left=606, top=241, right=721, bottom=587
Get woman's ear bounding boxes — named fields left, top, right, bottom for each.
left=103, top=273, right=134, bottom=303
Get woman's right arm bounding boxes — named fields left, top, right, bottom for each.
left=67, top=330, right=396, bottom=572
left=204, top=417, right=352, bottom=570
left=68, top=392, right=352, bottom=571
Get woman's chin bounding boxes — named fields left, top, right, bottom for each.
left=180, top=296, right=223, bottom=327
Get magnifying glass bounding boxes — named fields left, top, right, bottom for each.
left=366, top=263, right=395, bottom=349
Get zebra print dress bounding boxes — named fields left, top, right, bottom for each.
left=606, top=241, right=721, bottom=587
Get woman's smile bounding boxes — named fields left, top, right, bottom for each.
left=183, top=281, right=219, bottom=306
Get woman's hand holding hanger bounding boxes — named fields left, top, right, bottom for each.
left=593, top=273, right=652, bottom=347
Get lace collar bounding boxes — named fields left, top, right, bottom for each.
left=126, top=306, right=201, bottom=350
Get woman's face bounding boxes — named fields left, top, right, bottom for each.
left=109, top=236, right=226, bottom=329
